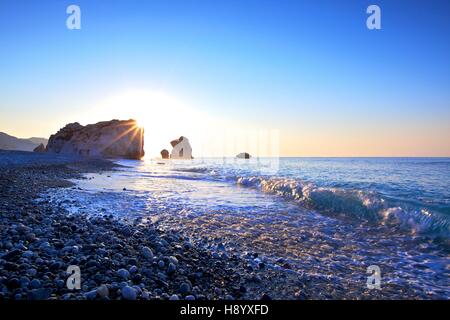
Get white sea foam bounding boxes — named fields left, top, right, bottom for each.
left=236, top=176, right=450, bottom=237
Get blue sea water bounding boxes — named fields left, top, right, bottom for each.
left=47, top=157, right=450, bottom=298
left=113, top=157, right=450, bottom=237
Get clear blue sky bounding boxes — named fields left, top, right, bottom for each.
left=0, top=0, right=449, bottom=156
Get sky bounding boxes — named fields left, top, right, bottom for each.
left=0, top=0, right=449, bottom=157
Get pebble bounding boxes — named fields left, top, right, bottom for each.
left=167, top=262, right=176, bottom=274
left=121, top=286, right=137, bottom=300
left=30, top=278, right=42, bottom=289
left=56, top=279, right=65, bottom=288
left=84, top=290, right=97, bottom=300
left=169, top=294, right=179, bottom=300
left=168, top=256, right=178, bottom=265
left=97, top=285, right=109, bottom=298
left=141, top=290, right=150, bottom=299
left=117, top=268, right=130, bottom=280
left=142, top=246, right=154, bottom=260
left=261, top=293, right=272, bottom=300
left=129, top=265, right=138, bottom=274
left=183, top=242, right=193, bottom=250
left=26, top=268, right=37, bottom=277
left=179, top=282, right=191, bottom=294
left=22, top=250, right=34, bottom=259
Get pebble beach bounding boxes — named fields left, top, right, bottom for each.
left=0, top=151, right=301, bottom=300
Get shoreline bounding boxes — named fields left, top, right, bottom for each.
left=0, top=152, right=303, bottom=300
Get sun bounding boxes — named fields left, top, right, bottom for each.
left=82, top=89, right=210, bottom=158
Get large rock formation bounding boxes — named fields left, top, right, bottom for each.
left=170, top=136, right=193, bottom=159
left=46, top=119, right=144, bottom=159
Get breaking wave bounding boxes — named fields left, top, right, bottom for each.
left=236, top=176, right=450, bottom=238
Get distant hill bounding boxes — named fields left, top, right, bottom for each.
left=28, top=137, right=48, bottom=146
left=0, top=132, right=48, bottom=152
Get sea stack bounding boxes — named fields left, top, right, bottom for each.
left=170, top=136, right=193, bottom=159
left=160, top=149, right=169, bottom=159
left=46, top=119, right=144, bottom=159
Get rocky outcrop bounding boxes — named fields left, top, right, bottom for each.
left=236, top=152, right=251, bottom=159
left=33, top=143, right=46, bottom=153
left=170, top=136, right=193, bottom=159
left=46, top=120, right=144, bottom=159
left=160, top=149, right=169, bottom=159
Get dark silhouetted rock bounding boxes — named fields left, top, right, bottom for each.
left=160, top=149, right=169, bottom=159
left=236, top=152, right=251, bottom=159
left=46, top=119, right=144, bottom=159
left=33, top=143, right=46, bottom=153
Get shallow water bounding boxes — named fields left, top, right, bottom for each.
left=45, top=157, right=450, bottom=298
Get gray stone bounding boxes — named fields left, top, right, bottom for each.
left=121, top=286, right=137, bottom=300
left=167, top=262, right=176, bottom=275
left=30, top=278, right=42, bottom=289
left=179, top=282, right=191, bottom=294
left=97, top=285, right=109, bottom=298
left=117, top=268, right=130, bottom=280
left=142, top=246, right=154, bottom=260
left=84, top=290, right=97, bottom=300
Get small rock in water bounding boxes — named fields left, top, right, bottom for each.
left=185, top=295, right=195, bottom=301
left=169, top=294, right=179, bottom=300
left=121, top=286, right=137, bottom=300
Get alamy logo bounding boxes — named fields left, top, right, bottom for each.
left=66, top=265, right=81, bottom=290
left=366, top=265, right=381, bottom=290
left=66, top=5, right=81, bottom=30
left=366, top=5, right=381, bottom=30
